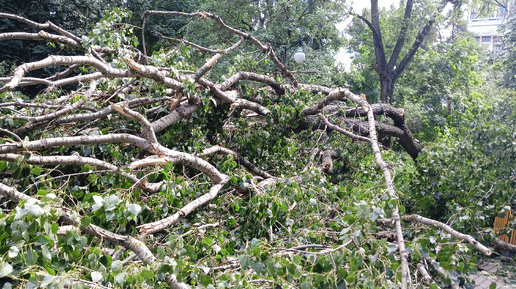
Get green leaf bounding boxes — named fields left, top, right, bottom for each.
left=115, top=273, right=127, bottom=285
left=51, top=223, right=59, bottom=235
left=0, top=161, right=7, bottom=171
left=239, top=255, right=252, bottom=270
left=105, top=211, right=115, bottom=221
left=45, top=267, right=55, bottom=276
left=26, top=280, right=38, bottom=289
left=24, top=250, right=36, bottom=266
left=250, top=238, right=260, bottom=249
left=266, top=261, right=277, bottom=277
left=346, top=273, right=355, bottom=283
left=127, top=204, right=141, bottom=216
left=489, top=283, right=497, bottom=289
left=251, top=262, right=265, bottom=274
left=71, top=187, right=84, bottom=198
left=36, top=189, right=47, bottom=196
left=164, top=161, right=174, bottom=171
left=199, top=273, right=212, bottom=286
left=140, top=270, right=154, bottom=280
left=100, top=255, right=112, bottom=267
left=30, top=167, right=41, bottom=175
left=114, top=272, right=127, bottom=285
left=41, top=275, right=56, bottom=287
left=202, top=238, right=213, bottom=246
left=300, top=282, right=313, bottom=289
left=111, top=260, right=123, bottom=273
left=387, top=243, right=398, bottom=253
left=41, top=245, right=51, bottom=260
left=34, top=235, right=50, bottom=245
left=81, top=216, right=91, bottom=228
left=105, top=195, right=121, bottom=211
left=429, top=284, right=439, bottom=289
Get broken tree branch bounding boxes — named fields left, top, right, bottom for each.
left=197, top=145, right=274, bottom=179
left=137, top=180, right=228, bottom=236
left=377, top=214, right=492, bottom=256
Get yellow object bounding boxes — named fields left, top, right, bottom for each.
left=493, top=210, right=516, bottom=245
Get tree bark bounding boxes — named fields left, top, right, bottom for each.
left=356, top=0, right=446, bottom=103
left=380, top=75, right=395, bottom=104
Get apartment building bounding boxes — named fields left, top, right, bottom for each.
left=467, top=1, right=515, bottom=52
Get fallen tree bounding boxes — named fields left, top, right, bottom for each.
left=0, top=9, right=491, bottom=289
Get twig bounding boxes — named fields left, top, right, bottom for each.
left=318, top=113, right=371, bottom=142
left=155, top=31, right=244, bottom=54
left=177, top=222, right=220, bottom=239
left=0, top=128, right=22, bottom=142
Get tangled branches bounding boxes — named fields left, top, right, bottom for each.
left=0, top=10, right=489, bottom=289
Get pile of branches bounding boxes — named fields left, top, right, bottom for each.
left=0, top=10, right=493, bottom=289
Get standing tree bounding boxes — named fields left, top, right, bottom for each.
left=351, top=0, right=449, bottom=103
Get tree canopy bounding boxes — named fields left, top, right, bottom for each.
left=0, top=1, right=514, bottom=289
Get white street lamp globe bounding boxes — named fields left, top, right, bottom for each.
left=293, top=47, right=305, bottom=64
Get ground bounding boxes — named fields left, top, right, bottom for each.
left=472, top=254, right=516, bottom=289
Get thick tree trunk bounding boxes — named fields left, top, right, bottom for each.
left=355, top=0, right=443, bottom=104
left=380, top=75, right=395, bottom=104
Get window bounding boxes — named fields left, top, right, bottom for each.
left=482, top=36, right=491, bottom=42
left=494, top=37, right=502, bottom=43
left=475, top=37, right=481, bottom=42
left=471, top=12, right=476, bottom=19
left=496, top=45, right=503, bottom=51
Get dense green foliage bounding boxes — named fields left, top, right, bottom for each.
left=187, top=0, right=345, bottom=86
left=501, top=18, right=516, bottom=89
left=0, top=1, right=514, bottom=289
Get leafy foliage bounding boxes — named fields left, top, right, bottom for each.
left=500, top=18, right=516, bottom=89
left=0, top=3, right=514, bottom=289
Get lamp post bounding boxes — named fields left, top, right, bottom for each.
left=293, top=41, right=305, bottom=64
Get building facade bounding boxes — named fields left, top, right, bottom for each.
left=467, top=1, right=515, bottom=52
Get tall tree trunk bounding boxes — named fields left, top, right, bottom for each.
left=355, top=0, right=445, bottom=104
left=380, top=76, right=395, bottom=103
left=447, top=95, right=453, bottom=114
